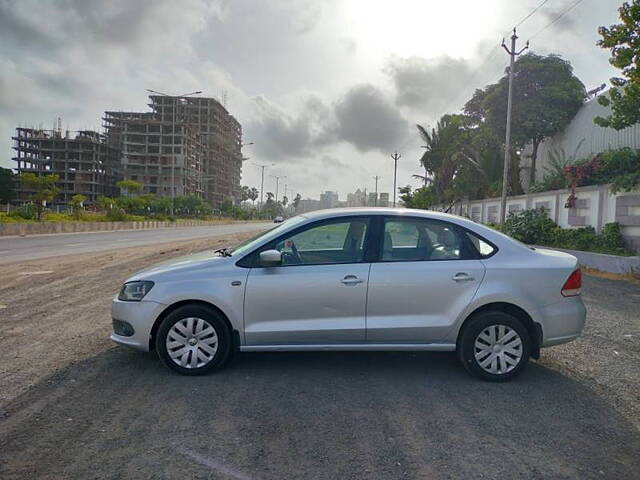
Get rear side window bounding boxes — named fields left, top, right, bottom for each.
left=381, top=218, right=467, bottom=261
left=465, top=231, right=496, bottom=258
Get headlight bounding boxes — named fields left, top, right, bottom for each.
left=118, top=281, right=154, bottom=302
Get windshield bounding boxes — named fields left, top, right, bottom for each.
left=230, top=216, right=308, bottom=257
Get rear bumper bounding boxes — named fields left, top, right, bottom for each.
left=539, top=296, right=586, bottom=347
left=110, top=297, right=166, bottom=352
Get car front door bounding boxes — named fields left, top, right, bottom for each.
left=366, top=216, right=486, bottom=343
left=243, top=216, right=372, bottom=345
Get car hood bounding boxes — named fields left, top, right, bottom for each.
left=126, top=250, right=233, bottom=282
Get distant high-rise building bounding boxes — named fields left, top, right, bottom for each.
left=346, top=188, right=366, bottom=207
left=319, top=191, right=339, bottom=209
left=379, top=192, right=390, bottom=207
left=368, top=192, right=377, bottom=206
left=297, top=198, right=321, bottom=214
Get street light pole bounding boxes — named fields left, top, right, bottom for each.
left=391, top=151, right=401, bottom=207
left=499, top=30, right=528, bottom=224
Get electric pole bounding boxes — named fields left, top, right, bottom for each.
left=252, top=162, right=274, bottom=211
left=391, top=151, right=401, bottom=207
left=272, top=175, right=286, bottom=204
left=373, top=175, right=380, bottom=206
left=500, top=29, right=528, bottom=224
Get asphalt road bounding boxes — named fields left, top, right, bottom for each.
left=0, top=222, right=272, bottom=264
left=0, top=234, right=639, bottom=479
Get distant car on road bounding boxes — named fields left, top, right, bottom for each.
left=111, top=208, right=586, bottom=381
left=273, top=216, right=284, bottom=223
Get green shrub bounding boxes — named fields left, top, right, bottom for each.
left=593, top=148, right=640, bottom=193
left=503, top=208, right=556, bottom=245
left=8, top=204, right=37, bottom=220
left=106, top=208, right=128, bottom=221
left=500, top=208, right=633, bottom=255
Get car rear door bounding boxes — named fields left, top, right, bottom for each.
left=366, top=216, right=486, bottom=343
left=243, top=216, right=372, bottom=345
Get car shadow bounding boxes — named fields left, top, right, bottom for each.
left=1, top=347, right=639, bottom=480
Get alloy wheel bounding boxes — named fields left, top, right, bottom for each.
left=166, top=317, right=219, bottom=369
left=474, top=324, right=523, bottom=375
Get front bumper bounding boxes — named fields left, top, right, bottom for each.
left=539, top=296, right=586, bottom=347
left=110, top=297, right=166, bottom=352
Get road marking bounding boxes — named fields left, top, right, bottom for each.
left=116, top=238, right=133, bottom=241
left=176, top=447, right=252, bottom=480
left=64, top=243, right=88, bottom=247
left=0, top=250, right=10, bottom=254
left=18, top=270, right=53, bottom=276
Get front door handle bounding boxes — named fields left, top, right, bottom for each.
left=341, top=275, right=364, bottom=285
left=452, top=272, right=475, bottom=282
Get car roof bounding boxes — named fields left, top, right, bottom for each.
left=300, top=207, right=466, bottom=223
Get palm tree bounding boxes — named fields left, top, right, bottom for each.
left=416, top=115, right=487, bottom=207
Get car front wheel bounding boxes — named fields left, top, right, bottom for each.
left=458, top=311, right=531, bottom=382
left=155, top=304, right=231, bottom=375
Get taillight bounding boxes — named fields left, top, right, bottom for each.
left=561, top=269, right=581, bottom=297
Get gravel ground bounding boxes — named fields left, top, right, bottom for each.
left=0, top=238, right=639, bottom=479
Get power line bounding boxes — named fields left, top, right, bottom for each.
left=528, top=0, right=586, bottom=40
left=514, top=0, right=551, bottom=28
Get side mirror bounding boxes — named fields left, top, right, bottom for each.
left=259, top=249, right=282, bottom=267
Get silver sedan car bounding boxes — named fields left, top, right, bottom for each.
left=111, top=208, right=586, bottom=381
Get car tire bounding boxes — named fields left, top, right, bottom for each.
left=155, top=304, right=232, bottom=376
left=457, top=311, right=531, bottom=382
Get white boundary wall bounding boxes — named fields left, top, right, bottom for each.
left=443, top=184, right=640, bottom=252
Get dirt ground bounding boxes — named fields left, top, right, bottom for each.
left=0, top=235, right=639, bottom=479
left=0, top=233, right=249, bottom=408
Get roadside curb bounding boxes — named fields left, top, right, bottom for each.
left=0, top=220, right=261, bottom=238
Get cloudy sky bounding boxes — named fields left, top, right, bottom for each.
left=0, top=0, right=622, bottom=200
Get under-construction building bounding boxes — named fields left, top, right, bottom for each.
left=12, top=126, right=120, bottom=207
left=103, top=95, right=243, bottom=207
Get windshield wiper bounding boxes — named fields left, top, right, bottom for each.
left=214, top=247, right=233, bottom=257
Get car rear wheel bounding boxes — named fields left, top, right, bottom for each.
left=156, top=304, right=231, bottom=375
left=457, top=311, right=531, bottom=382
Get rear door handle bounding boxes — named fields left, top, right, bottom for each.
left=452, top=272, right=475, bottom=282
left=341, top=275, right=364, bottom=285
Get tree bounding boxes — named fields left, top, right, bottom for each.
left=466, top=53, right=586, bottom=185
left=69, top=194, right=87, bottom=219
left=415, top=115, right=486, bottom=208
left=240, top=185, right=251, bottom=203
left=292, top=193, right=301, bottom=211
left=595, top=0, right=640, bottom=129
left=248, top=187, right=259, bottom=205
left=20, top=173, right=60, bottom=220
left=116, top=179, right=142, bottom=196
left=0, top=167, right=16, bottom=205
left=282, top=195, right=288, bottom=207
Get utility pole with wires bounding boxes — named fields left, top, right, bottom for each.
left=271, top=175, right=286, bottom=204
left=252, top=162, right=274, bottom=211
left=391, top=151, right=401, bottom=208
left=373, top=175, right=380, bottom=207
left=499, top=29, right=528, bottom=224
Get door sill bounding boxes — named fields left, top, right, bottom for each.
left=239, top=343, right=456, bottom=352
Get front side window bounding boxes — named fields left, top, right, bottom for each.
left=273, top=219, right=369, bottom=266
left=381, top=218, right=465, bottom=261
